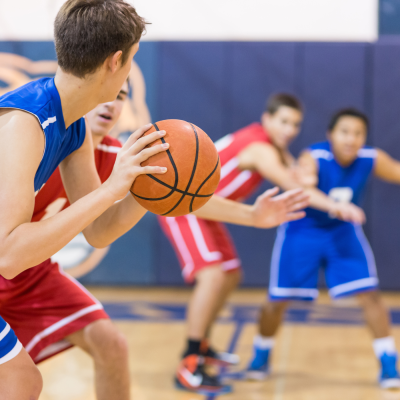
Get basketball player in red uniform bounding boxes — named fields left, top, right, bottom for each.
left=159, top=93, right=365, bottom=394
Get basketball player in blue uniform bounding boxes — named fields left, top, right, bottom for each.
left=0, top=1, right=169, bottom=398
left=246, top=108, right=400, bottom=389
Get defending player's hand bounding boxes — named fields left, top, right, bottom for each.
left=329, top=202, right=366, bottom=225
left=104, top=124, right=169, bottom=200
left=251, top=187, right=310, bottom=228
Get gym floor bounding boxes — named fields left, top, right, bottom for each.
left=38, top=288, right=400, bottom=400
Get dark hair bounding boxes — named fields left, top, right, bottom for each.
left=54, top=0, right=148, bottom=78
left=265, top=93, right=303, bottom=115
left=328, top=108, right=369, bottom=132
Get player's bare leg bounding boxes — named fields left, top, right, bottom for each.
left=259, top=300, right=289, bottom=337
left=175, top=266, right=239, bottom=394
left=356, top=290, right=400, bottom=388
left=0, top=349, right=42, bottom=400
left=192, top=267, right=242, bottom=366
left=67, top=319, right=130, bottom=400
left=187, top=266, right=241, bottom=341
left=206, top=268, right=242, bottom=334
left=246, top=300, right=288, bottom=380
left=357, top=291, right=391, bottom=338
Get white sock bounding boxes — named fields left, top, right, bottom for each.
left=373, top=336, right=397, bottom=358
left=254, top=335, right=275, bottom=350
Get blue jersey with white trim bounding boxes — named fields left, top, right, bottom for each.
left=0, top=78, right=86, bottom=192
left=295, top=141, right=376, bottom=228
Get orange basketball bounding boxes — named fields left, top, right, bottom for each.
left=130, top=120, right=221, bottom=217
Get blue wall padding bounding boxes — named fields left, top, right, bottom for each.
left=4, top=40, right=400, bottom=290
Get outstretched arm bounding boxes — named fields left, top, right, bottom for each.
left=374, top=148, right=400, bottom=184
left=193, top=188, right=308, bottom=228
left=297, top=151, right=365, bottom=224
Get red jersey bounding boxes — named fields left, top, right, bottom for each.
left=214, top=123, right=270, bottom=201
left=33, top=135, right=122, bottom=222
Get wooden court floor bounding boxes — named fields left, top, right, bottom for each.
left=38, top=288, right=400, bottom=400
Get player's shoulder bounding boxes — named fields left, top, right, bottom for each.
left=0, top=78, right=52, bottom=116
left=307, top=141, right=333, bottom=160
left=96, top=135, right=122, bottom=154
left=357, top=145, right=377, bottom=159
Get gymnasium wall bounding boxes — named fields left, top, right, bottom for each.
left=2, top=1, right=400, bottom=290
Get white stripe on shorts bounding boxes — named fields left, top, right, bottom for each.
left=164, top=217, right=195, bottom=280
left=329, top=277, right=378, bottom=298
left=185, top=215, right=222, bottom=262
left=221, top=258, right=241, bottom=271
left=0, top=341, right=23, bottom=365
left=25, top=304, right=103, bottom=353
left=269, top=287, right=319, bottom=299
left=0, top=323, right=10, bottom=341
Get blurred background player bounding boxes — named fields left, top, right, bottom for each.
left=159, top=94, right=371, bottom=395
left=247, top=108, right=400, bottom=389
left=159, top=94, right=305, bottom=394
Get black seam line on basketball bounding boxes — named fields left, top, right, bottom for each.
left=147, top=174, right=213, bottom=197
left=130, top=122, right=179, bottom=201
left=161, top=123, right=200, bottom=216
left=189, top=156, right=220, bottom=213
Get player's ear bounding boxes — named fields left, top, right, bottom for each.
left=107, top=51, right=123, bottom=74
left=261, top=112, right=270, bottom=126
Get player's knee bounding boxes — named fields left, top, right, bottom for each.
left=265, top=300, right=288, bottom=314
left=357, top=290, right=381, bottom=307
left=27, top=364, right=43, bottom=399
left=86, top=321, right=128, bottom=364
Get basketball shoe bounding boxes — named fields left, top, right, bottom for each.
left=200, top=339, right=240, bottom=367
left=246, top=345, right=271, bottom=380
left=175, top=354, right=232, bottom=395
left=379, top=353, right=400, bottom=389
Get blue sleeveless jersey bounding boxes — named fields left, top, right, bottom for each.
left=294, top=141, right=376, bottom=228
left=0, top=78, right=86, bottom=192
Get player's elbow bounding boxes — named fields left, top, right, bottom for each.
left=84, top=234, right=109, bottom=249
left=0, top=262, right=19, bottom=280
left=0, top=251, right=25, bottom=279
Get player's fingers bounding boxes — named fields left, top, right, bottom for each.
left=123, top=123, right=153, bottom=149
left=134, top=143, right=169, bottom=164
left=286, top=199, right=309, bottom=213
left=259, top=186, right=280, bottom=200
left=284, top=192, right=309, bottom=207
left=129, top=130, right=167, bottom=155
left=284, top=211, right=306, bottom=222
left=136, top=165, right=167, bottom=176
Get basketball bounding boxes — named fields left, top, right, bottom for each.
left=130, top=119, right=221, bottom=217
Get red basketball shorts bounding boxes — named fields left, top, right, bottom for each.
left=0, top=259, right=109, bottom=363
left=158, top=215, right=241, bottom=283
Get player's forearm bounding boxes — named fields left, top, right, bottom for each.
left=0, top=185, right=116, bottom=279
left=193, top=196, right=254, bottom=226
left=306, top=188, right=335, bottom=213
left=83, top=194, right=147, bottom=248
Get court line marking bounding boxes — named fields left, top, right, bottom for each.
left=273, top=325, right=293, bottom=400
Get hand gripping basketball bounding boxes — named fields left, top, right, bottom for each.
left=130, top=120, right=221, bottom=217
left=104, top=123, right=169, bottom=201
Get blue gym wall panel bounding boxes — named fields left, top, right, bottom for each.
left=157, top=42, right=228, bottom=142
left=134, top=41, right=161, bottom=122
left=223, top=42, right=298, bottom=136
left=369, top=39, right=400, bottom=290
left=293, top=43, right=370, bottom=156
left=80, top=213, right=158, bottom=285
